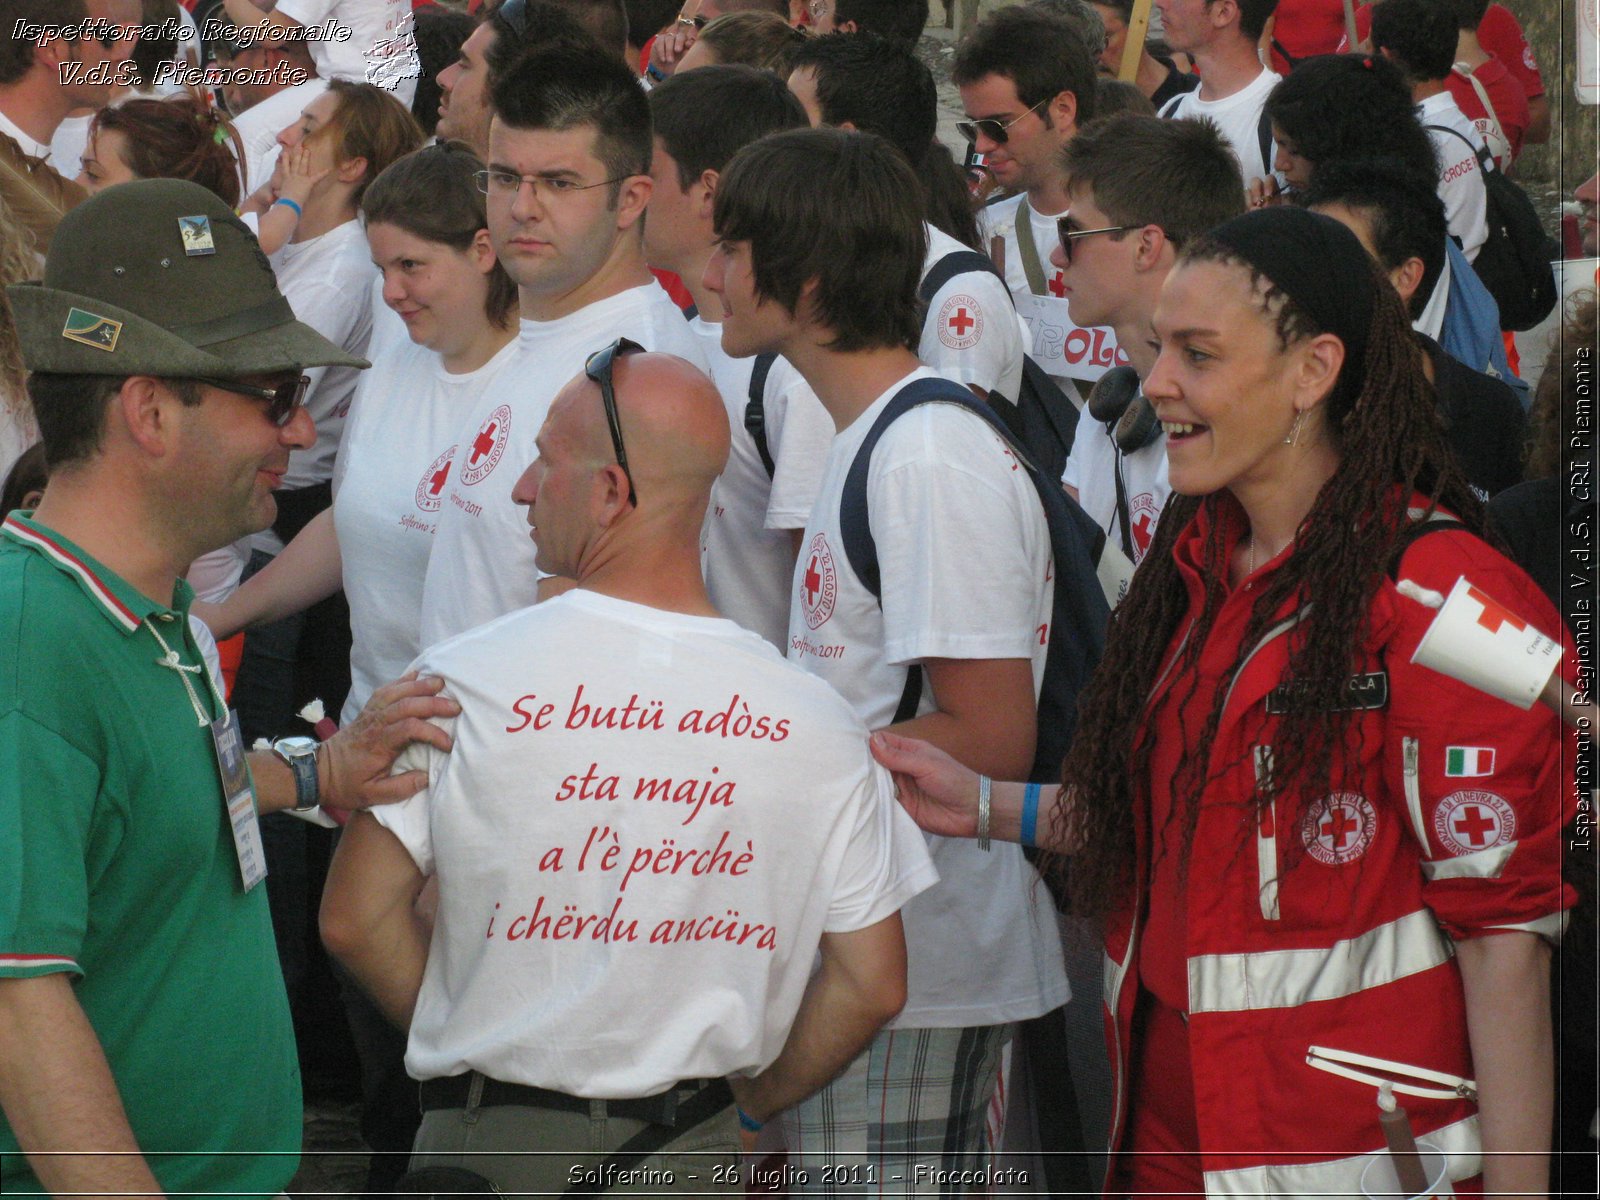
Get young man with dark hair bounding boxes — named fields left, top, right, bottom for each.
left=1152, top=0, right=1280, bottom=184
left=550, top=0, right=632, bottom=60
left=707, top=125, right=1068, bottom=1188
left=644, top=64, right=823, bottom=648
left=789, top=33, right=1024, bottom=401
left=0, top=0, right=138, bottom=252
left=1090, top=0, right=1198, bottom=105
left=1441, top=0, right=1529, bottom=167
left=1054, top=113, right=1244, bottom=563
left=419, top=42, right=709, bottom=646
left=1305, top=160, right=1524, bottom=497
left=1370, top=0, right=1491, bottom=263
left=954, top=5, right=1103, bottom=399
left=807, top=0, right=929, bottom=42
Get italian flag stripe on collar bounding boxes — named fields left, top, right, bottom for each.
left=1445, top=746, right=1495, bottom=777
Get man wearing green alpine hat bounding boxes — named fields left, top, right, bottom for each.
left=0, top=178, right=458, bottom=1198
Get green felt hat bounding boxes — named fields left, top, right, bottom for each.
left=7, top=179, right=368, bottom=377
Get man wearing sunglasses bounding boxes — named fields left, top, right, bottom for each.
left=1054, top=115, right=1243, bottom=567
left=420, top=43, right=708, bottom=648
left=0, top=0, right=139, bottom=253
left=324, top=344, right=933, bottom=1195
left=953, top=5, right=1112, bottom=401
left=0, top=179, right=459, bottom=1199
left=705, top=126, right=1067, bottom=1192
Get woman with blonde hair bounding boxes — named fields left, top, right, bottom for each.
left=0, top=203, right=37, bottom=477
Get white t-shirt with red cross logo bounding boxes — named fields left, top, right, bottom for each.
left=787, top=366, right=1068, bottom=1028
left=419, top=285, right=709, bottom=648
left=918, top=222, right=1025, bottom=404
left=1062, top=415, right=1171, bottom=566
left=692, top=320, right=835, bottom=651
left=331, top=335, right=523, bottom=724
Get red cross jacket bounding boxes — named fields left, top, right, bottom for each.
left=1103, top=497, right=1576, bottom=1197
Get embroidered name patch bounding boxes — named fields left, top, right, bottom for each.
left=1266, top=671, right=1389, bottom=715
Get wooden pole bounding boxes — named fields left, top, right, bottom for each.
left=1118, top=0, right=1154, bottom=83
left=1343, top=0, right=1359, bottom=51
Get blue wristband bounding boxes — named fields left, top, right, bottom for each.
left=737, top=1106, right=763, bottom=1133
left=645, top=62, right=666, bottom=82
left=1020, top=783, right=1042, bottom=848
left=272, top=197, right=303, bottom=217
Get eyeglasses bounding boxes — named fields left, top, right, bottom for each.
left=474, top=168, right=628, bottom=202
left=955, top=99, right=1046, bottom=146
left=191, top=375, right=311, bottom=426
left=1056, top=214, right=1142, bottom=264
left=584, top=337, right=643, bottom=508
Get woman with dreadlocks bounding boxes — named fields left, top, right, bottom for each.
left=873, top=206, right=1574, bottom=1198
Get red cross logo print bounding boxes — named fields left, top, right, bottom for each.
left=429, top=462, right=450, bottom=495
left=1433, top=789, right=1517, bottom=856
left=1047, top=271, right=1067, bottom=298
left=1467, top=584, right=1527, bottom=635
left=460, top=405, right=512, bottom=486
left=948, top=307, right=975, bottom=337
left=800, top=532, right=837, bottom=629
left=415, top=446, right=457, bottom=513
left=1301, top=793, right=1377, bottom=866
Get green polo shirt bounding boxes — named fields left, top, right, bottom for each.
left=0, top=514, right=299, bottom=1197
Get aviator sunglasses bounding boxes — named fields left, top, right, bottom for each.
left=955, top=99, right=1046, bottom=146
left=583, top=338, right=643, bottom=508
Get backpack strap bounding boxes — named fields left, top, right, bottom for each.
left=839, top=376, right=1019, bottom=725
left=1424, top=123, right=1494, bottom=173
left=917, top=248, right=1005, bottom=307
left=1256, top=107, right=1274, bottom=181
left=744, top=352, right=778, bottom=480
left=1157, top=93, right=1183, bottom=119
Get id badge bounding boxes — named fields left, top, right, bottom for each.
left=210, top=710, right=267, bottom=892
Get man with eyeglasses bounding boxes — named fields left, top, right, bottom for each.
left=1053, top=114, right=1243, bottom=567
left=953, top=4, right=1110, bottom=403
left=220, top=0, right=422, bottom=104
left=0, top=179, right=459, bottom=1199
left=419, top=42, right=708, bottom=648
left=0, top=0, right=138, bottom=253
left=324, top=343, right=933, bottom=1195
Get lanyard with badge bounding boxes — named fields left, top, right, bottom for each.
left=148, top=619, right=267, bottom=892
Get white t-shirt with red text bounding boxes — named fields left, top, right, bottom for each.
left=333, top=335, right=522, bottom=723
left=374, top=588, right=937, bottom=1096
left=693, top=319, right=835, bottom=649
left=1418, top=91, right=1491, bottom=264
left=419, top=285, right=709, bottom=647
left=788, top=366, right=1068, bottom=1027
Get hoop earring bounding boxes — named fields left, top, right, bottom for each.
left=1285, top=410, right=1306, bottom=446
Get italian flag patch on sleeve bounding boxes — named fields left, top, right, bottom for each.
left=1445, top=746, right=1495, bottom=777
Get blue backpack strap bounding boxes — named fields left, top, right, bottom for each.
left=744, top=352, right=778, bottom=479
left=839, top=378, right=986, bottom=724
left=917, top=248, right=1005, bottom=308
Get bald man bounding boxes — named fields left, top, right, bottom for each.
left=322, top=344, right=934, bottom=1195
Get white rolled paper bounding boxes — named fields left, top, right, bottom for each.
left=1410, top=577, right=1562, bottom=709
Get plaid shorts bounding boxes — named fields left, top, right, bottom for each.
left=777, top=1024, right=1014, bottom=1197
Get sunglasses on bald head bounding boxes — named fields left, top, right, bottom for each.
left=583, top=337, right=644, bottom=508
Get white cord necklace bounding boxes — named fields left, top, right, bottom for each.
left=147, top=620, right=220, bottom=727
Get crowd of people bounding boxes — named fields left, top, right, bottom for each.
left=0, top=1, right=1591, bottom=1197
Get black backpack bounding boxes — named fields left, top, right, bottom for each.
left=1426, top=125, right=1559, bottom=331
left=837, top=376, right=1117, bottom=784
left=743, top=249, right=1082, bottom=484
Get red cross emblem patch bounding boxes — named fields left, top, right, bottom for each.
left=1433, top=789, right=1517, bottom=856
left=414, top=445, right=457, bottom=513
left=460, top=404, right=512, bottom=486
left=1300, top=792, right=1377, bottom=866
left=799, top=531, right=838, bottom=630
left=937, top=293, right=983, bottom=350
left=1128, top=492, right=1159, bottom=562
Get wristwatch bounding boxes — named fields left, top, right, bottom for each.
left=270, top=736, right=321, bottom=812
